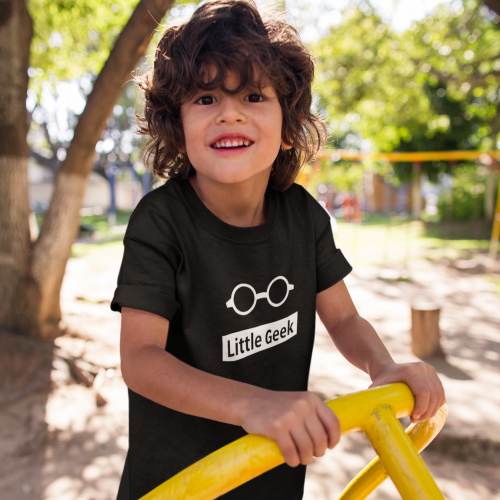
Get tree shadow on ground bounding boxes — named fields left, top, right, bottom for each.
left=0, top=330, right=125, bottom=500
left=424, top=354, right=472, bottom=380
left=349, top=265, right=500, bottom=374
left=0, top=330, right=53, bottom=500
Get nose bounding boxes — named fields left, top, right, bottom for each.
left=215, top=95, right=246, bottom=124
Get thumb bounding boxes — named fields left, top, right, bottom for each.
left=369, top=372, right=398, bottom=389
left=368, top=378, right=382, bottom=389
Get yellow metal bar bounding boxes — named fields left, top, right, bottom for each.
left=318, top=149, right=500, bottom=163
left=323, top=383, right=414, bottom=434
left=140, top=384, right=445, bottom=499
left=340, top=404, right=447, bottom=499
left=141, top=433, right=284, bottom=500
left=340, top=404, right=447, bottom=498
left=363, top=405, right=444, bottom=499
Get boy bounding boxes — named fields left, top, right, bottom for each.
left=110, top=1, right=445, bottom=498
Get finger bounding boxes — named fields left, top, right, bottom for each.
left=421, top=391, right=438, bottom=420
left=316, top=404, right=340, bottom=449
left=432, top=379, right=445, bottom=416
left=428, top=366, right=446, bottom=409
left=423, top=374, right=444, bottom=419
left=411, top=388, right=430, bottom=422
left=276, top=432, right=300, bottom=468
left=437, top=378, right=446, bottom=407
left=431, top=379, right=446, bottom=416
left=439, top=391, right=446, bottom=408
left=304, top=415, right=328, bottom=457
left=290, top=426, right=314, bottom=465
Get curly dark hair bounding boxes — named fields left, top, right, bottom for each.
left=136, top=0, right=327, bottom=191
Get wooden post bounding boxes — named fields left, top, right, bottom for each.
left=410, top=300, right=444, bottom=358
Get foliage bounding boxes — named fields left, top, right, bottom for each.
left=28, top=0, right=136, bottom=98
left=27, top=0, right=200, bottom=184
left=313, top=5, right=431, bottom=152
left=312, top=0, right=499, bottom=185
left=28, top=0, right=198, bottom=98
left=404, top=0, right=499, bottom=151
left=310, top=160, right=364, bottom=195
left=436, top=163, right=487, bottom=220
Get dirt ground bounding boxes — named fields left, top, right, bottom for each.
left=1, top=242, right=500, bottom=499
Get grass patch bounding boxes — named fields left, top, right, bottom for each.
left=333, top=214, right=490, bottom=266
left=35, top=209, right=133, bottom=240
left=423, top=219, right=490, bottom=241
left=422, top=237, right=490, bottom=252
left=35, top=209, right=132, bottom=260
left=357, top=212, right=413, bottom=226
left=79, top=209, right=132, bottom=229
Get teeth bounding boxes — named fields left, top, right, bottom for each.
left=212, top=138, right=252, bottom=149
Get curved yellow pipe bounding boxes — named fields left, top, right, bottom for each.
left=140, top=383, right=446, bottom=499
left=339, top=404, right=448, bottom=498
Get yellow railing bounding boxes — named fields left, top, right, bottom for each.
left=317, top=149, right=500, bottom=163
left=141, top=383, right=447, bottom=499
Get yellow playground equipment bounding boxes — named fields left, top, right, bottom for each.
left=141, top=383, right=448, bottom=499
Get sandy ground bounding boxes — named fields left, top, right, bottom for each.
left=1, top=239, right=500, bottom=499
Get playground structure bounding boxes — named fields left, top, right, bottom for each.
left=141, top=383, right=448, bottom=499
left=298, top=149, right=500, bottom=257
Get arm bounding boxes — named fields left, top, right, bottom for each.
left=315, top=281, right=394, bottom=378
left=120, top=307, right=340, bottom=466
left=120, top=306, right=262, bottom=427
left=316, top=280, right=445, bottom=422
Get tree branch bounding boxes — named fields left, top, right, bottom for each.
left=483, top=0, right=500, bottom=17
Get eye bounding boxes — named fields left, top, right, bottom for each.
left=247, top=93, right=264, bottom=103
left=195, top=95, right=216, bottom=105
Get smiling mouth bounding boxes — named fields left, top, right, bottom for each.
left=210, top=139, right=255, bottom=150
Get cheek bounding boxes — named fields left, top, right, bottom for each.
left=183, top=129, right=196, bottom=150
left=181, top=118, right=202, bottom=153
left=267, top=114, right=284, bottom=147
left=269, top=105, right=283, bottom=136
left=180, top=108, right=196, bottom=141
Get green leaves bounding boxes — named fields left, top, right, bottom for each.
left=29, top=0, right=137, bottom=94
left=312, top=0, right=499, bottom=182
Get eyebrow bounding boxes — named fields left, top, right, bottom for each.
left=190, top=83, right=272, bottom=97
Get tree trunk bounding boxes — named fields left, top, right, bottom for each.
left=0, top=1, right=34, bottom=333
left=1, top=0, right=175, bottom=339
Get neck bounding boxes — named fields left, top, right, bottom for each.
left=188, top=171, right=271, bottom=227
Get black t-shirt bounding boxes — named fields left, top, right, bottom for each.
left=110, top=177, right=352, bottom=499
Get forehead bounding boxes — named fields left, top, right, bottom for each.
left=192, top=62, right=274, bottom=94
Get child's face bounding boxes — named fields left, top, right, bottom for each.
left=180, top=65, right=283, bottom=186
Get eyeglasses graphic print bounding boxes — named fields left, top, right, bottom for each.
left=225, top=275, right=295, bottom=316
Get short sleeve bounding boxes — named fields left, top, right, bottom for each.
left=301, top=186, right=352, bottom=292
left=110, top=196, right=180, bottom=321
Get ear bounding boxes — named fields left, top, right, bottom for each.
left=281, top=141, right=292, bottom=151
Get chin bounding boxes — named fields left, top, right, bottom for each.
left=202, top=168, right=267, bottom=185
left=216, top=175, right=255, bottom=185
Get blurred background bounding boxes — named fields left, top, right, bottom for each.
left=1, top=0, right=499, bottom=498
